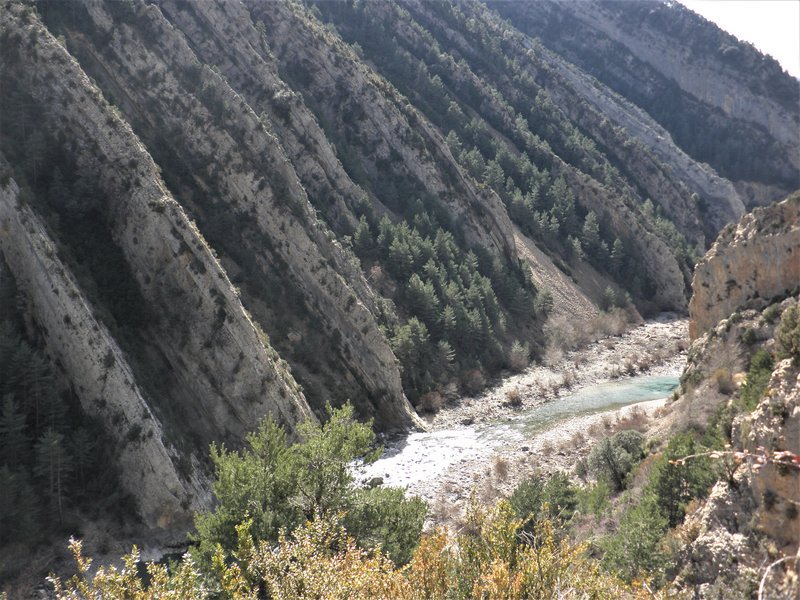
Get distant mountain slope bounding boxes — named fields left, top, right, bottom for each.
left=488, top=0, right=800, bottom=202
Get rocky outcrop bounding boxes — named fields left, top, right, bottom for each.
left=744, top=356, right=800, bottom=551
left=0, top=1, right=328, bottom=526
left=689, top=194, right=800, bottom=339
left=674, top=319, right=800, bottom=597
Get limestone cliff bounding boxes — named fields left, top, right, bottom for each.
left=0, top=0, right=326, bottom=526
left=36, top=0, right=421, bottom=431
left=310, top=0, right=690, bottom=312
left=689, top=194, right=800, bottom=339
left=0, top=175, right=206, bottom=528
left=669, top=299, right=800, bottom=597
left=662, top=196, right=800, bottom=596
left=243, top=0, right=518, bottom=263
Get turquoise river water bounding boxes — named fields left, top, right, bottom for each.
left=360, top=374, right=679, bottom=490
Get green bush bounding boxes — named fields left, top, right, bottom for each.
left=776, top=303, right=800, bottom=361
left=587, top=430, right=645, bottom=491
left=509, top=472, right=578, bottom=537
left=192, top=404, right=426, bottom=569
left=648, top=433, right=716, bottom=528
left=601, top=492, right=669, bottom=584
left=739, top=348, right=774, bottom=411
left=577, top=479, right=610, bottom=517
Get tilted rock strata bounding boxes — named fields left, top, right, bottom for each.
left=689, top=194, right=800, bottom=339
left=51, top=0, right=422, bottom=431
left=0, top=176, right=203, bottom=529
left=1, top=1, right=326, bottom=524
left=245, top=0, right=518, bottom=262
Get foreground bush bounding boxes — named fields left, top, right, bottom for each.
left=192, top=403, right=425, bottom=568
left=50, top=500, right=658, bottom=599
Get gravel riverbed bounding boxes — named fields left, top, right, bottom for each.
left=361, top=314, right=689, bottom=528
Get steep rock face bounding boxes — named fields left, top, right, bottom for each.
left=153, top=0, right=364, bottom=238
left=243, top=0, right=518, bottom=263
left=407, top=0, right=739, bottom=243
left=689, top=194, right=800, bottom=339
left=552, top=160, right=687, bottom=310
left=0, top=176, right=206, bottom=528
left=0, top=1, right=324, bottom=525
left=530, top=42, right=744, bottom=241
left=743, top=357, right=800, bottom=551
left=674, top=323, right=800, bottom=597
left=44, top=0, right=421, bottom=431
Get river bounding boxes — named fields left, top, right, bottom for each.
left=359, top=374, right=679, bottom=495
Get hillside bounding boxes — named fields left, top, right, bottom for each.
left=0, top=0, right=798, bottom=581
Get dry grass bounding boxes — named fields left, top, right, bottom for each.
left=560, top=370, right=575, bottom=389
left=493, top=455, right=509, bottom=482
left=571, top=431, right=587, bottom=446
left=612, top=406, right=649, bottom=433
left=504, top=387, right=522, bottom=408
left=543, top=345, right=565, bottom=368
left=622, top=358, right=637, bottom=376
left=712, top=368, right=734, bottom=395
left=587, top=422, right=603, bottom=438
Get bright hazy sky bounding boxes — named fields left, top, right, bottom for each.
left=679, top=0, right=800, bottom=78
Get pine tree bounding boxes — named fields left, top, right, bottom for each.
left=611, top=238, right=625, bottom=274
left=353, top=216, right=374, bottom=258
left=0, top=395, right=29, bottom=468
left=405, top=274, right=440, bottom=328
left=34, top=428, right=72, bottom=524
left=549, top=177, right=578, bottom=235
left=70, top=427, right=95, bottom=494
left=581, top=211, right=601, bottom=253
left=0, top=465, right=41, bottom=544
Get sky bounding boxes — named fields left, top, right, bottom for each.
left=679, top=0, right=800, bottom=78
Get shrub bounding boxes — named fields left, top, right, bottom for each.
left=460, top=368, right=486, bottom=394
left=601, top=492, right=669, bottom=584
left=507, top=340, right=530, bottom=371
left=192, top=404, right=426, bottom=569
left=648, top=433, right=717, bottom=528
left=776, top=303, right=800, bottom=361
left=587, top=430, right=646, bottom=491
left=739, top=349, right=774, bottom=410
left=504, top=387, right=522, bottom=407
left=343, top=487, right=427, bottom=565
left=762, top=302, right=783, bottom=324
left=577, top=479, right=610, bottom=517
left=418, top=391, right=444, bottom=413
left=712, top=368, right=734, bottom=394
left=509, top=473, right=578, bottom=532
left=493, top=455, right=509, bottom=481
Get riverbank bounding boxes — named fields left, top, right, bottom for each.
left=430, top=313, right=687, bottom=430
left=362, top=315, right=688, bottom=528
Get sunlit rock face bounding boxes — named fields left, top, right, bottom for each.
left=689, top=194, right=800, bottom=340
